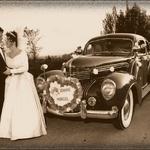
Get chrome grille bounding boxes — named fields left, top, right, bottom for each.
left=66, top=67, right=90, bottom=80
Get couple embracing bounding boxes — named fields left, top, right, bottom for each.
left=0, top=27, right=47, bottom=140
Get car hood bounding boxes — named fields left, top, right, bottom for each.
left=68, top=55, right=130, bottom=68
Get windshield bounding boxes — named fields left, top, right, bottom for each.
left=85, top=38, right=133, bottom=56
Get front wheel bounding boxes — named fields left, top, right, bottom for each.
left=114, top=89, right=134, bottom=130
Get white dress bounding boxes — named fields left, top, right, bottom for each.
left=0, top=50, right=47, bottom=140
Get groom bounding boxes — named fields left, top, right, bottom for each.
left=0, top=27, right=7, bottom=116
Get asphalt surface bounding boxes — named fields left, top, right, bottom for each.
left=1, top=94, right=150, bottom=149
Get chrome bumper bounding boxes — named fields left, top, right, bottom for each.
left=47, top=100, right=118, bottom=119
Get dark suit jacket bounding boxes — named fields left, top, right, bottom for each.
left=0, top=51, right=6, bottom=81
left=0, top=50, right=7, bottom=115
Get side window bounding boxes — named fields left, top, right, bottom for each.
left=138, top=40, right=146, bottom=54
left=94, top=44, right=102, bottom=53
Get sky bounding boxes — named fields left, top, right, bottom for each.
left=0, top=1, right=150, bottom=56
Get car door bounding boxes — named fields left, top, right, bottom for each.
left=136, top=40, right=149, bottom=87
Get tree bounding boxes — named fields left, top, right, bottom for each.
left=102, top=6, right=117, bottom=34
left=102, top=13, right=114, bottom=34
left=125, top=3, right=141, bottom=34
left=145, top=16, right=150, bottom=40
left=23, top=27, right=42, bottom=62
left=112, top=6, right=117, bottom=33
left=116, top=10, right=126, bottom=33
left=103, top=3, right=150, bottom=41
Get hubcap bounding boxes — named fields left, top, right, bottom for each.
left=123, top=98, right=130, bottom=120
left=120, top=89, right=133, bottom=128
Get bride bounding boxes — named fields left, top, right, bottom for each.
left=0, top=31, right=47, bottom=140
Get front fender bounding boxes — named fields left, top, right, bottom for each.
left=86, top=72, right=141, bottom=110
left=106, top=72, right=142, bottom=108
left=39, top=70, right=65, bottom=79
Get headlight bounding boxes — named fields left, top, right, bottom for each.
left=36, top=77, right=46, bottom=91
left=101, top=79, right=116, bottom=100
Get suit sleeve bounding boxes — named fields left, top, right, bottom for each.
left=10, top=51, right=29, bottom=74
left=0, top=55, right=6, bottom=72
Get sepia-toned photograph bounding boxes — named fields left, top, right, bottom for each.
left=0, top=0, right=150, bottom=149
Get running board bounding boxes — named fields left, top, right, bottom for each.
left=142, top=84, right=150, bottom=98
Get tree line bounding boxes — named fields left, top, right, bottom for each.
left=103, top=3, right=150, bottom=41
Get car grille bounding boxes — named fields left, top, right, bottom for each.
left=66, top=67, right=90, bottom=80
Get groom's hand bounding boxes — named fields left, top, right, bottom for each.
left=3, top=68, right=11, bottom=75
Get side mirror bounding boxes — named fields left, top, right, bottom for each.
left=75, top=46, right=83, bottom=55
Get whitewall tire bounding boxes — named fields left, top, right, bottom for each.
left=114, top=89, right=134, bottom=129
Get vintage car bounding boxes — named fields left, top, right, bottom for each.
left=36, top=33, right=150, bottom=130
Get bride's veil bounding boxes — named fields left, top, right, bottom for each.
left=3, top=26, right=26, bottom=53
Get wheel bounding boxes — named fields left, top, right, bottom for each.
left=114, top=89, right=134, bottom=129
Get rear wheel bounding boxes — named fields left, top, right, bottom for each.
left=114, top=89, right=134, bottom=129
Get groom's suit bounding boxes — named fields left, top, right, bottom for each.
left=0, top=48, right=7, bottom=116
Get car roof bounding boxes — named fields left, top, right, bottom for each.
left=87, top=33, right=146, bottom=43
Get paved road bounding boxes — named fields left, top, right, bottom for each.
left=1, top=94, right=150, bottom=149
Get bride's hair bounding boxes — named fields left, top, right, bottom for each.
left=6, top=31, right=18, bottom=47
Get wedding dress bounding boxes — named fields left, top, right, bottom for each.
left=0, top=50, right=47, bottom=140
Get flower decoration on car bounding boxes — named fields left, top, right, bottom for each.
left=36, top=76, right=46, bottom=92
left=45, top=75, right=83, bottom=113
left=41, top=64, right=48, bottom=71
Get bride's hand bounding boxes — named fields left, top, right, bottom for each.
left=3, top=68, right=11, bottom=75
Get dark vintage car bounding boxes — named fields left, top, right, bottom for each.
left=36, top=33, right=150, bottom=129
